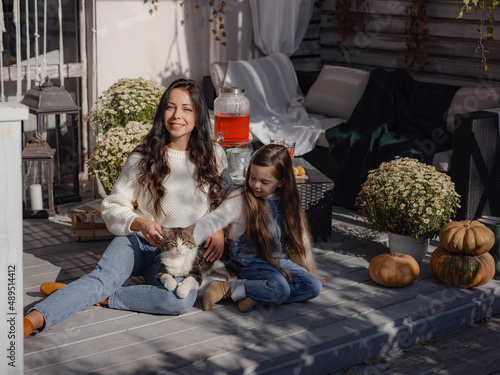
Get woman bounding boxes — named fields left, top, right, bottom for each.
left=24, top=78, right=231, bottom=338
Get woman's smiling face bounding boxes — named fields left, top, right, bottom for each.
left=164, top=88, right=196, bottom=149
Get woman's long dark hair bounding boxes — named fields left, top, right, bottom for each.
left=243, top=144, right=313, bottom=278
left=134, top=78, right=224, bottom=216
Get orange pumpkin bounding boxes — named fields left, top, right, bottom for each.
left=430, top=246, right=495, bottom=288
left=369, top=253, right=420, bottom=287
left=439, top=220, right=495, bottom=255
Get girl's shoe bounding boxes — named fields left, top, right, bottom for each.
left=40, top=282, right=66, bottom=297
left=203, top=281, right=232, bottom=311
left=238, top=297, right=255, bottom=313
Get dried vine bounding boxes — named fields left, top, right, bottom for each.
left=207, top=0, right=227, bottom=46
left=458, top=0, right=498, bottom=73
left=405, top=0, right=429, bottom=71
left=145, top=0, right=158, bottom=14
left=146, top=0, right=227, bottom=46
left=334, top=0, right=368, bottom=55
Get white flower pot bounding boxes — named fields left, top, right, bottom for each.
left=388, top=232, right=429, bottom=262
left=93, top=173, right=108, bottom=199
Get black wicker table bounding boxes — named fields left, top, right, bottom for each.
left=294, top=157, right=334, bottom=241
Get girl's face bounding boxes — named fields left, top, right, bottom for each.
left=164, top=88, right=196, bottom=150
left=248, top=164, right=284, bottom=198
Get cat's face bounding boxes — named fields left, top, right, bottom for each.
left=160, top=225, right=197, bottom=255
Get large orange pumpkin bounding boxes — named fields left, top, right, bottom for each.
left=439, top=220, right=495, bottom=255
left=369, top=253, right=420, bottom=287
left=430, top=246, right=495, bottom=288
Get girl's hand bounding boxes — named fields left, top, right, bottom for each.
left=203, top=229, right=225, bottom=262
left=131, top=217, right=163, bottom=247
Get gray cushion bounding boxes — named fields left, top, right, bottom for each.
left=304, top=65, right=369, bottom=119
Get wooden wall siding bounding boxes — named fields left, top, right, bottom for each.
left=291, top=1, right=323, bottom=71
left=318, top=0, right=500, bottom=86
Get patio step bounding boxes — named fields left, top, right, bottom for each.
left=168, top=275, right=500, bottom=374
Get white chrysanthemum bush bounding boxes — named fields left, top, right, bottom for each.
left=87, top=78, right=164, bottom=195
left=356, top=157, right=461, bottom=240
left=89, top=77, right=164, bottom=136
left=87, top=121, right=152, bottom=195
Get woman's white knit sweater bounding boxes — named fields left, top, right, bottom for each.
left=101, top=145, right=227, bottom=236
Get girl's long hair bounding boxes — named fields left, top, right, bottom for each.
left=134, top=78, right=224, bottom=216
left=243, top=144, right=313, bottom=277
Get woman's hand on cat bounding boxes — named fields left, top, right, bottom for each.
left=131, top=217, right=163, bottom=247
left=203, top=229, right=225, bottom=262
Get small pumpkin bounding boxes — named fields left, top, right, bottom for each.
left=430, top=246, right=495, bottom=288
left=439, top=220, right=495, bottom=255
left=369, top=253, right=420, bottom=287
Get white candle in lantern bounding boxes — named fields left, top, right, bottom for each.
left=30, top=183, right=43, bottom=211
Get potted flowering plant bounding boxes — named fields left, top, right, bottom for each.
left=87, top=121, right=152, bottom=195
left=356, top=157, right=460, bottom=260
left=89, top=77, right=164, bottom=136
left=88, top=77, right=163, bottom=195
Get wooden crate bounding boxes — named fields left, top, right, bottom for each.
left=71, top=209, right=114, bottom=241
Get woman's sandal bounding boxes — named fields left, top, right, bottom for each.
left=23, top=318, right=34, bottom=339
left=40, top=282, right=66, bottom=297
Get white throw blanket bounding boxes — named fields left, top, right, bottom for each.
left=222, top=53, right=321, bottom=156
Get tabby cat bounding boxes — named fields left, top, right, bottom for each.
left=156, top=224, right=237, bottom=298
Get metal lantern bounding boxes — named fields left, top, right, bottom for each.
left=22, top=136, right=56, bottom=218
left=21, top=77, right=81, bottom=204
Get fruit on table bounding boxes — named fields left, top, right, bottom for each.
left=293, top=165, right=306, bottom=176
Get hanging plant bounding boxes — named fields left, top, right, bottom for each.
left=457, top=0, right=498, bottom=73
left=186, top=0, right=228, bottom=46
left=334, top=0, right=369, bottom=55
left=405, top=0, right=429, bottom=72
left=207, top=0, right=227, bottom=46
left=146, top=0, right=227, bottom=46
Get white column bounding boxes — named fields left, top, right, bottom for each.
left=0, top=102, right=28, bottom=375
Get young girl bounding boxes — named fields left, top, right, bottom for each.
left=24, top=78, right=231, bottom=338
left=194, top=144, right=323, bottom=313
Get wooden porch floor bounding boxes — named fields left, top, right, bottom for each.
left=23, top=202, right=500, bottom=374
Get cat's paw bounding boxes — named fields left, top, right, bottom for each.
left=176, top=276, right=199, bottom=299
left=176, top=284, right=191, bottom=299
left=160, top=274, right=177, bottom=291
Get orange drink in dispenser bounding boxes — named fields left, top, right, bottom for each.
left=214, top=114, right=250, bottom=146
left=214, top=87, right=250, bottom=147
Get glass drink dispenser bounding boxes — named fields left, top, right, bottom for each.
left=214, top=87, right=250, bottom=147
left=214, top=87, right=252, bottom=180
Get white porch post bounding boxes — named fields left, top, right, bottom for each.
left=0, top=102, right=28, bottom=375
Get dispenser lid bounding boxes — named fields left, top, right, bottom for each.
left=219, top=87, right=245, bottom=94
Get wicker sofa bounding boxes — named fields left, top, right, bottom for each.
left=207, top=59, right=500, bottom=217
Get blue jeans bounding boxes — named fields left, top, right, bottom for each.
left=31, top=235, right=197, bottom=330
left=230, top=244, right=322, bottom=304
